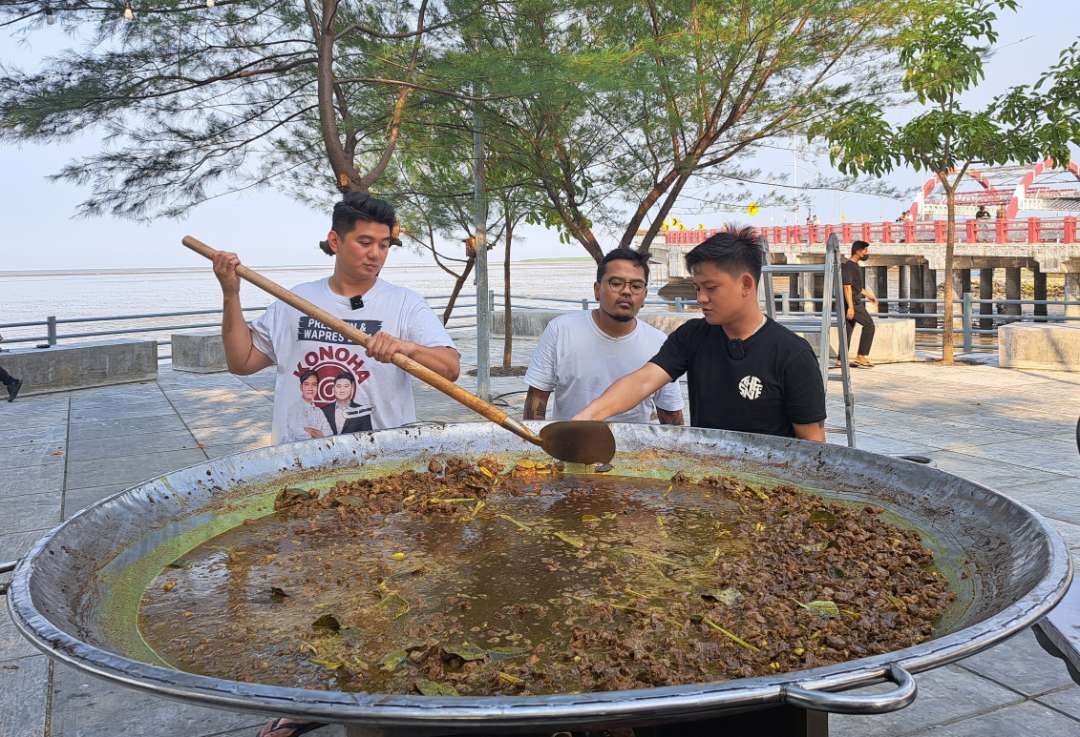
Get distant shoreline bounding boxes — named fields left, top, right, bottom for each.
left=0, top=258, right=596, bottom=278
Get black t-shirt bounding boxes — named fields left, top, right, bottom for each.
left=649, top=318, right=826, bottom=437
left=841, top=259, right=865, bottom=304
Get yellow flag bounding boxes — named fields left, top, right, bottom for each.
left=747, top=202, right=760, bottom=217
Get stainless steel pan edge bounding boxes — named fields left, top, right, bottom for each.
left=6, top=422, right=1072, bottom=731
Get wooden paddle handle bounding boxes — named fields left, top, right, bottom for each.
left=181, top=235, right=541, bottom=446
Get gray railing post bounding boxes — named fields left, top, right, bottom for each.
left=674, top=297, right=684, bottom=312
left=47, top=316, right=57, bottom=346
left=781, top=294, right=790, bottom=314
left=961, top=292, right=972, bottom=353
left=581, top=298, right=589, bottom=310
left=488, top=290, right=495, bottom=318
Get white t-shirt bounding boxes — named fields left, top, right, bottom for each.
left=250, top=277, right=456, bottom=444
left=524, top=310, right=684, bottom=423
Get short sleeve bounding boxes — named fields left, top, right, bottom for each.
left=782, top=344, right=827, bottom=425
left=401, top=295, right=457, bottom=351
left=648, top=321, right=698, bottom=382
left=841, top=261, right=855, bottom=287
left=248, top=302, right=280, bottom=363
left=652, top=377, right=685, bottom=412
left=524, top=320, right=560, bottom=392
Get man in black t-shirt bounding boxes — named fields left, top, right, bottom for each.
left=573, top=227, right=826, bottom=440
left=842, top=240, right=878, bottom=369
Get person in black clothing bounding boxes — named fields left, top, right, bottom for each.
left=842, top=240, right=878, bottom=369
left=574, top=226, right=826, bottom=441
left=0, top=365, right=20, bottom=402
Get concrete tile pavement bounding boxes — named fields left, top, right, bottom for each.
left=0, top=345, right=1078, bottom=736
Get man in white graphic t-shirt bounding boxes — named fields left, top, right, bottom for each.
left=211, top=192, right=460, bottom=446
left=523, top=248, right=684, bottom=425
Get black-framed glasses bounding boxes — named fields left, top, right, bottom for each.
left=604, top=277, right=647, bottom=294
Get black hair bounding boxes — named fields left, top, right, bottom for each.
left=319, top=192, right=398, bottom=256
left=684, top=225, right=762, bottom=283
left=298, top=369, right=319, bottom=384
left=334, top=371, right=355, bottom=383
left=596, top=248, right=650, bottom=283
left=851, top=240, right=870, bottom=255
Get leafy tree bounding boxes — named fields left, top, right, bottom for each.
left=0, top=0, right=472, bottom=219
left=472, top=0, right=929, bottom=261
left=811, top=1, right=1080, bottom=363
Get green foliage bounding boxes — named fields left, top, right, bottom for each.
left=811, top=0, right=1080, bottom=363
left=0, top=0, right=974, bottom=264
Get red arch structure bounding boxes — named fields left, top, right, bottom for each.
left=911, top=159, right=1080, bottom=220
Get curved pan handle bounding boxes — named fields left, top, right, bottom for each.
left=783, top=664, right=916, bottom=714
left=0, top=559, right=18, bottom=597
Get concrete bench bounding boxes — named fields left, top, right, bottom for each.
left=171, top=331, right=229, bottom=373
left=0, top=339, right=158, bottom=397
left=789, top=318, right=916, bottom=364
left=998, top=322, right=1080, bottom=371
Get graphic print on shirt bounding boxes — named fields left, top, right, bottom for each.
left=738, top=375, right=763, bottom=400
left=291, top=316, right=380, bottom=434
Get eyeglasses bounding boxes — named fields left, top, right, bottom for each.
left=604, top=277, right=647, bottom=294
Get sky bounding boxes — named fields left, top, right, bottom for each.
left=1, top=0, right=1078, bottom=270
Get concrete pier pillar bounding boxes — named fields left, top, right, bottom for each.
left=959, top=268, right=972, bottom=296
left=800, top=272, right=815, bottom=314
left=1066, top=272, right=1080, bottom=318
left=979, top=268, right=994, bottom=330
left=1033, top=266, right=1047, bottom=319
left=899, top=265, right=910, bottom=314
left=813, top=273, right=825, bottom=314
left=1005, top=267, right=1022, bottom=318
left=873, top=266, right=889, bottom=313
left=910, top=265, right=925, bottom=325
left=922, top=267, right=938, bottom=329
left=788, top=273, right=801, bottom=312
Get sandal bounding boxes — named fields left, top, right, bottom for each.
left=256, top=718, right=325, bottom=737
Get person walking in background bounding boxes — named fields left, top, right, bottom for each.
left=842, top=240, right=877, bottom=369
left=0, top=334, right=22, bottom=401
left=0, top=364, right=21, bottom=402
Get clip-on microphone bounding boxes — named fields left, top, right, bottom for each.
left=350, top=295, right=365, bottom=310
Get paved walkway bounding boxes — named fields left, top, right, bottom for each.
left=2, top=338, right=1079, bottom=737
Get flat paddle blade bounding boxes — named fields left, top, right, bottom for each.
left=539, top=421, right=616, bottom=465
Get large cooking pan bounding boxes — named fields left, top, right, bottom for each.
left=3, top=423, right=1072, bottom=734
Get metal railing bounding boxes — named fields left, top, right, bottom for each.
left=494, top=292, right=1080, bottom=354
left=0, top=294, right=479, bottom=359
left=3, top=292, right=1076, bottom=359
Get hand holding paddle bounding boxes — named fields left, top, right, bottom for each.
left=183, top=235, right=616, bottom=466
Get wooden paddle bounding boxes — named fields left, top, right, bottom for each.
left=182, top=235, right=616, bottom=465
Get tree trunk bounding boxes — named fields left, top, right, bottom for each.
left=442, top=254, right=475, bottom=325
left=942, top=185, right=956, bottom=365
left=503, top=221, right=513, bottom=369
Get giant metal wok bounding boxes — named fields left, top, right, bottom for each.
left=3, top=423, right=1073, bottom=734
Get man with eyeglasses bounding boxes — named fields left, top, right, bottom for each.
left=574, top=227, right=826, bottom=441
left=523, top=248, right=684, bottom=425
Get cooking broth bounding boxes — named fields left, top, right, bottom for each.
left=139, top=457, right=954, bottom=695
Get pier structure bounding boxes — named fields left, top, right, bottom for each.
left=647, top=159, right=1080, bottom=318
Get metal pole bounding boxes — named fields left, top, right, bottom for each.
left=472, top=87, right=490, bottom=401
left=47, top=316, right=57, bottom=346
left=961, top=292, right=972, bottom=353
left=819, top=237, right=836, bottom=387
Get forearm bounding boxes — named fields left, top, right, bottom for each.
left=523, top=388, right=549, bottom=420
left=575, top=365, right=668, bottom=421
left=408, top=346, right=460, bottom=382
left=843, top=286, right=854, bottom=311
left=793, top=420, right=826, bottom=442
left=657, top=408, right=684, bottom=426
